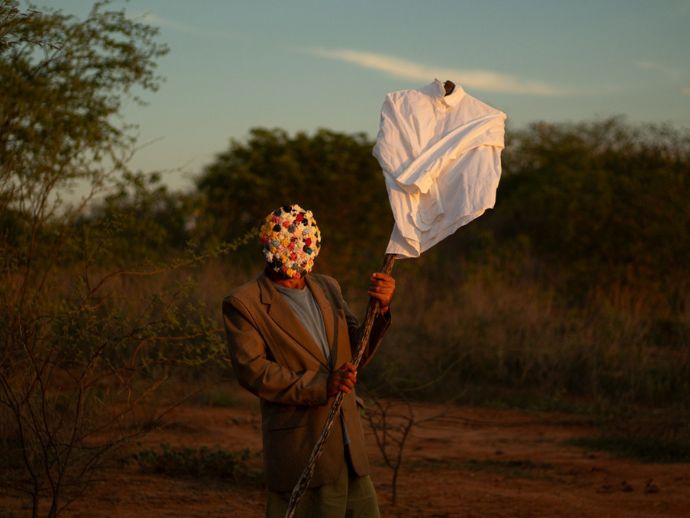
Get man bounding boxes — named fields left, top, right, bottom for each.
left=222, top=204, right=395, bottom=518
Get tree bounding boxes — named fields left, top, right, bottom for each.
left=85, top=171, right=196, bottom=263
left=365, top=398, right=446, bottom=506
left=195, top=128, right=394, bottom=284
left=0, top=3, right=224, bottom=517
left=1, top=0, right=167, bottom=218
left=432, top=117, right=690, bottom=309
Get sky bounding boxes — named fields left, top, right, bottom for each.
left=50, top=0, right=690, bottom=193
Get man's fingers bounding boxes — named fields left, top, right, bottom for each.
left=368, top=290, right=390, bottom=302
left=369, top=272, right=395, bottom=313
left=332, top=362, right=358, bottom=394
left=338, top=371, right=357, bottom=384
left=338, top=378, right=354, bottom=391
left=334, top=373, right=356, bottom=393
left=371, top=273, right=395, bottom=285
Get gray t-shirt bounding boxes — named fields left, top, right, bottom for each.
left=275, top=284, right=331, bottom=365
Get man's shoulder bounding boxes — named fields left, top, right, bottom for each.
left=308, top=272, right=341, bottom=293
left=308, top=273, right=349, bottom=308
left=223, top=277, right=261, bottom=310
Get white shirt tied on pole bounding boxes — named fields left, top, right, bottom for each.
left=373, top=79, right=507, bottom=258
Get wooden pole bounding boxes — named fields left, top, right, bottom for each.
left=284, top=254, right=397, bottom=518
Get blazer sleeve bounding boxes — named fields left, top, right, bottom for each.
left=331, top=280, right=391, bottom=368
left=347, top=307, right=391, bottom=368
left=222, top=297, right=329, bottom=406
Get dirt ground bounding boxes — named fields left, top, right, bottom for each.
left=4, top=392, right=690, bottom=518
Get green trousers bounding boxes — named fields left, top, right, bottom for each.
left=265, top=449, right=380, bottom=518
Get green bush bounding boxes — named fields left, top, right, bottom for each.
left=132, top=443, right=262, bottom=483
left=566, top=436, right=690, bottom=463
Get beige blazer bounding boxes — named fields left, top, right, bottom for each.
left=222, top=272, right=390, bottom=492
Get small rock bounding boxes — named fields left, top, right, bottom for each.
left=597, top=483, right=614, bottom=494
left=620, top=481, right=634, bottom=492
left=645, top=479, right=660, bottom=494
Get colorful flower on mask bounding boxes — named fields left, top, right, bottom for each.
left=258, top=204, right=322, bottom=279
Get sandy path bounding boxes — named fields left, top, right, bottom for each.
left=4, top=397, right=689, bottom=518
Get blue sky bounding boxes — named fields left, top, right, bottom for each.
left=52, top=0, right=690, bottom=192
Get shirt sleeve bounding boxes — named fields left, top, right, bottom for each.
left=222, top=297, right=329, bottom=406
left=373, top=93, right=410, bottom=176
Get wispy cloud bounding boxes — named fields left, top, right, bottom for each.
left=636, top=60, right=684, bottom=80
left=129, top=11, right=242, bottom=41
left=305, top=48, right=569, bottom=96
left=136, top=12, right=197, bottom=34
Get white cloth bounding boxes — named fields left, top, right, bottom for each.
left=373, top=79, right=507, bottom=258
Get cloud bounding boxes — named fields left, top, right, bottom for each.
left=128, top=11, right=241, bottom=41
left=682, top=86, right=690, bottom=96
left=636, top=60, right=683, bottom=80
left=305, top=48, right=568, bottom=96
left=137, top=13, right=197, bottom=34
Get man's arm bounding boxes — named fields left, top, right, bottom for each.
left=354, top=309, right=391, bottom=368
left=222, top=297, right=329, bottom=406
left=340, top=272, right=395, bottom=368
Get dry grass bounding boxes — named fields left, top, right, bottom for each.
left=357, top=258, right=689, bottom=431
left=21, top=256, right=688, bottom=429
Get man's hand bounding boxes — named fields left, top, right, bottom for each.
left=368, top=272, right=396, bottom=315
left=327, top=361, right=357, bottom=397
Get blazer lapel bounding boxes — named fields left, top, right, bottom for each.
left=257, top=273, right=329, bottom=369
left=304, top=275, right=337, bottom=363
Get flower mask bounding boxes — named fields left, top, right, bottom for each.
left=259, top=204, right=321, bottom=279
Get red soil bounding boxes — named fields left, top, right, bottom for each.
left=4, top=393, right=689, bottom=518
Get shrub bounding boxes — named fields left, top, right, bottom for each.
left=132, top=443, right=262, bottom=483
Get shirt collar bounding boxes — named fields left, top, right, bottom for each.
left=421, top=78, right=465, bottom=108
left=437, top=79, right=464, bottom=108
